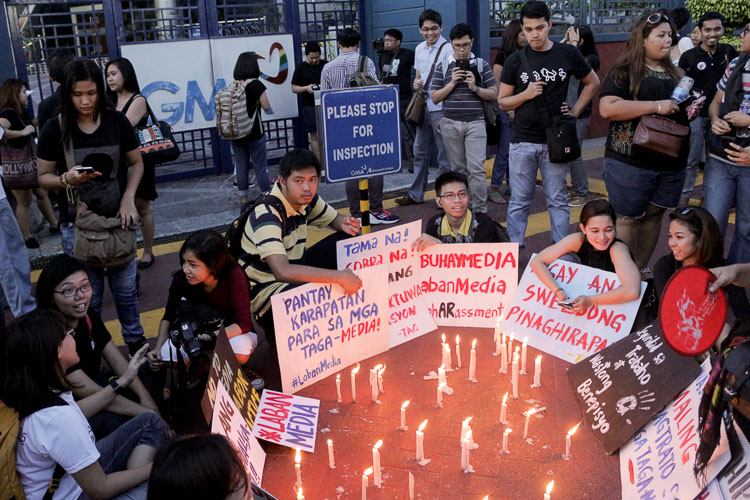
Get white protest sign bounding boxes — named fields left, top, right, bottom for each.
left=271, top=267, right=389, bottom=394
left=252, top=390, right=320, bottom=452
left=336, top=221, right=437, bottom=347
left=418, top=243, right=519, bottom=328
left=619, top=359, right=731, bottom=500
left=500, top=255, right=646, bottom=363
left=212, top=381, right=266, bottom=486
left=717, top=423, right=750, bottom=498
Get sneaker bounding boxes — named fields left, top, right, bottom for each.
left=369, top=210, right=400, bottom=225
left=568, top=194, right=597, bottom=207
left=395, top=195, right=422, bottom=206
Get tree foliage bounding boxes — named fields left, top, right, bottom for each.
left=686, top=0, right=750, bottom=31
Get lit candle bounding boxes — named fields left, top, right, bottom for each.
left=297, top=487, right=305, bottom=500
left=362, top=467, right=373, bottom=500
left=500, top=392, right=508, bottom=424
left=370, top=364, right=383, bottom=402
left=511, top=352, right=519, bottom=399
left=500, top=338, right=508, bottom=374
left=468, top=339, right=477, bottom=381
left=460, top=417, right=473, bottom=445
left=521, top=337, right=528, bottom=374
left=483, top=496, right=489, bottom=500
left=531, top=355, right=542, bottom=388
left=399, top=400, right=410, bottom=430
left=494, top=320, right=501, bottom=355
left=372, top=440, right=383, bottom=487
left=438, top=364, right=446, bottom=387
left=336, top=374, right=342, bottom=402
left=327, top=439, right=335, bottom=469
left=441, top=333, right=452, bottom=368
left=377, top=364, right=386, bottom=393
left=508, top=333, right=514, bottom=359
left=455, top=335, right=462, bottom=368
left=461, top=430, right=472, bottom=470
left=437, top=382, right=445, bottom=407
left=523, top=408, right=536, bottom=440
left=409, top=472, right=414, bottom=500
left=416, top=419, right=428, bottom=461
left=502, top=428, right=512, bottom=453
left=351, top=364, right=360, bottom=402
left=544, top=480, right=554, bottom=500
left=294, top=448, right=302, bottom=487
left=565, top=422, right=581, bottom=459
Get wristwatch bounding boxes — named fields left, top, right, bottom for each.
left=109, top=378, right=125, bottom=395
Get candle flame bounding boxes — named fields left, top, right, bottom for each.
left=336, top=374, right=340, bottom=380
left=402, top=400, right=410, bottom=409
left=378, top=364, right=386, bottom=376
left=546, top=481, right=554, bottom=494
left=456, top=334, right=460, bottom=344
left=502, top=392, right=508, bottom=404
left=483, top=496, right=489, bottom=500
left=442, top=333, right=446, bottom=343
left=568, top=422, right=581, bottom=436
left=504, top=428, right=512, bottom=435
left=352, top=363, right=360, bottom=374
left=297, top=488, right=304, bottom=499
left=515, top=346, right=520, bottom=353
left=374, top=439, right=383, bottom=449
left=440, top=363, right=445, bottom=370
left=294, top=448, right=301, bottom=464
left=528, top=408, right=536, bottom=416
left=472, top=338, right=477, bottom=349
left=523, top=336, right=528, bottom=343
left=464, top=429, right=473, bottom=441
left=364, top=467, right=373, bottom=476
left=327, top=439, right=332, bottom=445
left=464, top=416, right=473, bottom=424
left=418, top=419, right=428, bottom=432
left=536, top=355, right=542, bottom=362
left=373, top=363, right=383, bottom=372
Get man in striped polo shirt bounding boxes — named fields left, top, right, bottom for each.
left=239, top=149, right=363, bottom=342
left=431, top=23, right=498, bottom=214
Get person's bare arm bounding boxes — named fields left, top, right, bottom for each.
left=146, top=320, right=170, bottom=371
left=569, top=70, right=599, bottom=118
left=123, top=96, right=148, bottom=128
left=571, top=242, right=641, bottom=310
left=530, top=234, right=584, bottom=301
left=291, top=84, right=313, bottom=95
left=0, top=118, right=34, bottom=139
left=265, top=253, right=362, bottom=294
left=119, top=148, right=144, bottom=229
left=498, top=81, right=546, bottom=111
left=66, top=368, right=156, bottom=418
left=599, top=95, right=679, bottom=121
left=430, top=67, right=459, bottom=104
left=492, top=64, right=503, bottom=84
left=709, top=263, right=750, bottom=291
left=73, top=461, right=152, bottom=500
left=101, top=341, right=159, bottom=413
left=329, top=213, right=360, bottom=236
left=260, top=92, right=271, bottom=112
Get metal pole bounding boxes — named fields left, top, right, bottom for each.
left=359, top=178, right=370, bottom=235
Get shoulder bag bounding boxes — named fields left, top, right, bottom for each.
left=633, top=114, right=689, bottom=159
left=405, top=42, right=448, bottom=126
left=126, top=95, right=181, bottom=165
left=0, top=109, right=39, bottom=190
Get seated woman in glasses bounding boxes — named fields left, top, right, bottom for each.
left=654, top=206, right=749, bottom=317
left=36, top=254, right=161, bottom=439
left=412, top=171, right=509, bottom=250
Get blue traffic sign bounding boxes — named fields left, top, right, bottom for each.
left=320, top=86, right=401, bottom=182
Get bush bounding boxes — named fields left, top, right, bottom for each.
left=686, top=0, right=750, bottom=31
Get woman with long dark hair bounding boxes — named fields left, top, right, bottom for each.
left=599, top=13, right=691, bottom=272
left=0, top=78, right=59, bottom=247
left=106, top=57, right=158, bottom=269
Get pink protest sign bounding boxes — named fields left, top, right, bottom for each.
left=252, top=390, right=320, bottom=452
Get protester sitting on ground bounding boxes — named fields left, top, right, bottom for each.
left=147, top=434, right=247, bottom=500
left=530, top=199, right=641, bottom=312
left=35, top=254, right=162, bottom=438
left=654, top=207, right=749, bottom=316
left=412, top=171, right=509, bottom=251
left=0, top=309, right=165, bottom=500
left=147, top=230, right=258, bottom=388
left=238, top=149, right=362, bottom=343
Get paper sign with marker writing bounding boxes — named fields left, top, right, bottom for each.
left=619, top=358, right=730, bottom=499
left=716, top=422, right=750, bottom=498
left=418, top=243, right=519, bottom=328
left=252, top=390, right=320, bottom=452
left=271, top=266, right=389, bottom=394
left=212, top=381, right=266, bottom=486
left=336, top=220, right=437, bottom=347
left=500, top=255, right=646, bottom=363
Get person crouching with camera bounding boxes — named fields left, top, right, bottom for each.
left=147, top=229, right=259, bottom=398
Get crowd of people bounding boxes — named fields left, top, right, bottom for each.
left=2, top=1, right=750, bottom=498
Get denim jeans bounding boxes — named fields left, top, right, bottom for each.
left=231, top=136, right=271, bottom=195
left=441, top=117, right=488, bottom=213
left=345, top=175, right=384, bottom=217
left=603, top=157, right=686, bottom=217
left=407, top=110, right=451, bottom=202
left=61, top=222, right=75, bottom=256
left=0, top=197, right=35, bottom=317
left=491, top=110, right=512, bottom=187
left=79, top=412, right=166, bottom=500
left=682, top=116, right=711, bottom=197
left=508, top=142, right=570, bottom=245
left=89, top=258, right=144, bottom=344
left=704, top=156, right=750, bottom=264
left=568, top=117, right=591, bottom=197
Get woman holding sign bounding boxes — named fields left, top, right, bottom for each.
left=531, top=199, right=641, bottom=312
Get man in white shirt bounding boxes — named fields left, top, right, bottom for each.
left=395, top=9, right=452, bottom=206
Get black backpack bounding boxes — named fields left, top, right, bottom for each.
left=225, top=194, right=287, bottom=262
left=349, top=56, right=379, bottom=87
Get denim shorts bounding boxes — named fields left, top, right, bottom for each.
left=603, top=157, right=686, bottom=218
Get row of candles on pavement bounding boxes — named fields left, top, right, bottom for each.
left=294, top=321, right=580, bottom=499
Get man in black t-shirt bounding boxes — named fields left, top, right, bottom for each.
left=678, top=11, right=738, bottom=205
left=498, top=0, right=598, bottom=246
left=379, top=28, right=415, bottom=169
left=291, top=42, right=327, bottom=160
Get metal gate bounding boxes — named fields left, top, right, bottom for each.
left=5, top=0, right=363, bottom=181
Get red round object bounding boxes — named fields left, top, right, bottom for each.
left=659, top=265, right=727, bottom=356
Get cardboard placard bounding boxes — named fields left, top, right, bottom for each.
left=271, top=267, right=389, bottom=394
left=619, top=358, right=731, bottom=499
left=211, top=381, right=266, bottom=486
left=716, top=423, right=750, bottom=498
left=252, top=390, right=320, bottom=452
left=201, top=326, right=261, bottom=428
left=336, top=221, right=437, bottom=347
left=567, top=322, right=702, bottom=454
left=419, top=243, right=519, bottom=328
left=501, top=255, right=646, bottom=363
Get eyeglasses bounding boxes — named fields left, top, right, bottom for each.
left=646, top=13, right=669, bottom=25
left=452, top=42, right=472, bottom=50
left=65, top=328, right=76, bottom=338
left=54, top=282, right=92, bottom=298
left=383, top=37, right=398, bottom=42
left=420, top=25, right=440, bottom=33
left=439, top=192, right=469, bottom=202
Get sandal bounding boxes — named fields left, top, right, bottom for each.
left=489, top=191, right=506, bottom=205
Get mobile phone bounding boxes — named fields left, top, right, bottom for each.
left=311, top=84, right=320, bottom=91
left=76, top=166, right=95, bottom=174
left=456, top=59, right=470, bottom=72
left=557, top=300, right=574, bottom=310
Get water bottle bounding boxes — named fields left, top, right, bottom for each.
left=738, top=94, right=750, bottom=138
left=670, top=76, right=694, bottom=104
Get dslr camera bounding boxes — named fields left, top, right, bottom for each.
left=169, top=315, right=222, bottom=360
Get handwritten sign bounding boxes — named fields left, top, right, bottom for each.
left=716, top=423, right=750, bottom=498
left=252, top=390, right=320, bottom=452
left=212, top=381, right=266, bottom=486
left=202, top=326, right=261, bottom=428
left=567, top=322, right=702, bottom=454
left=271, top=267, right=389, bottom=394
left=418, top=243, right=518, bottom=328
left=336, top=221, right=437, bottom=347
left=619, top=359, right=731, bottom=499
left=500, top=255, right=646, bottom=363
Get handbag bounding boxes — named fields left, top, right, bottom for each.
left=0, top=109, right=38, bottom=190
left=405, top=42, right=448, bottom=126
left=134, top=103, right=180, bottom=165
left=519, top=50, right=581, bottom=163
left=633, top=114, right=689, bottom=159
